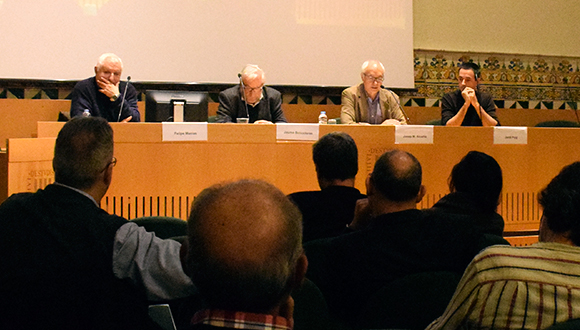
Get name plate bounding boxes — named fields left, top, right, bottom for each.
left=276, top=123, right=319, bottom=141
left=162, top=122, right=208, bottom=141
left=395, top=125, right=434, bottom=144
left=494, top=127, right=528, bottom=145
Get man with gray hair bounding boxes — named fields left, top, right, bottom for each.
left=0, top=117, right=193, bottom=329
left=341, top=60, right=407, bottom=125
left=70, top=53, right=140, bottom=122
left=217, top=64, right=287, bottom=124
left=183, top=179, right=307, bottom=329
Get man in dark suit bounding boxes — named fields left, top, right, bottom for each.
left=183, top=180, right=308, bottom=329
left=217, top=64, right=287, bottom=124
left=0, top=117, right=193, bottom=330
left=288, top=132, right=366, bottom=242
left=305, top=149, right=506, bottom=327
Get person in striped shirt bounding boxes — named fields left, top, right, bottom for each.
left=426, top=161, right=580, bottom=330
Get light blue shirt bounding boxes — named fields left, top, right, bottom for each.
left=366, top=94, right=382, bottom=124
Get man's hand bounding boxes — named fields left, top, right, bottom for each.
left=348, top=198, right=372, bottom=231
left=381, top=119, right=402, bottom=126
left=461, top=87, right=481, bottom=116
left=253, top=120, right=274, bottom=124
left=97, top=77, right=120, bottom=99
left=120, top=116, right=133, bottom=123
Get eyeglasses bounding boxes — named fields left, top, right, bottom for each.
left=244, top=85, right=264, bottom=93
left=100, top=157, right=117, bottom=173
left=364, top=74, right=384, bottom=83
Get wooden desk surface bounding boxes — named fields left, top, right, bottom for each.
left=1, top=122, right=575, bottom=234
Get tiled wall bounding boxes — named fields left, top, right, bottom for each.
left=2, top=49, right=579, bottom=110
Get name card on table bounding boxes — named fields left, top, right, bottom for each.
left=162, top=122, right=208, bottom=141
left=493, top=127, right=528, bottom=145
left=276, top=123, right=319, bottom=141
left=395, top=125, right=434, bottom=144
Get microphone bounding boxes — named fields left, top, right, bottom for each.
left=382, top=85, right=411, bottom=124
left=238, top=73, right=249, bottom=120
left=117, top=76, right=131, bottom=122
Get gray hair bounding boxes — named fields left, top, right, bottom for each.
left=53, top=117, right=114, bottom=190
left=361, top=60, right=385, bottom=74
left=241, top=64, right=265, bottom=82
left=96, top=53, right=123, bottom=71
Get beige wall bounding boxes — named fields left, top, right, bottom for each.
left=414, top=0, right=580, bottom=57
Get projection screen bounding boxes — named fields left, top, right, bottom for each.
left=0, top=0, right=414, bottom=88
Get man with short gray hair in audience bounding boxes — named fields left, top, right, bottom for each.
left=0, top=117, right=194, bottom=330
left=217, top=64, right=287, bottom=124
left=341, top=60, right=407, bottom=125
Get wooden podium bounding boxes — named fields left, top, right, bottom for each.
left=5, top=122, right=580, bottom=245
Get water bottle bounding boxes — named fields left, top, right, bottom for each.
left=82, top=109, right=91, bottom=117
left=318, top=111, right=328, bottom=124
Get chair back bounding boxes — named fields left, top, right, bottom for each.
left=357, top=271, right=461, bottom=330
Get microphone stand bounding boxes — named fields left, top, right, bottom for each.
left=383, top=86, right=411, bottom=124
left=117, top=76, right=131, bottom=122
left=238, top=73, right=250, bottom=120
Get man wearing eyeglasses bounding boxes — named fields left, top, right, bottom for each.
left=341, top=60, right=407, bottom=125
left=217, top=64, right=287, bottom=124
left=0, top=117, right=194, bottom=329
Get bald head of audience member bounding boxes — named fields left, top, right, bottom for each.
left=185, top=180, right=307, bottom=315
left=367, top=149, right=425, bottom=215
left=313, top=132, right=359, bottom=189
left=538, top=162, right=580, bottom=246
left=52, top=116, right=115, bottom=202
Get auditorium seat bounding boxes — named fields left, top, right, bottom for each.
left=535, top=120, right=580, bottom=127
left=356, top=271, right=461, bottom=330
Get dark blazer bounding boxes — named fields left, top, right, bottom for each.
left=217, top=86, right=286, bottom=123
left=288, top=186, right=366, bottom=242
left=70, top=77, right=141, bottom=122
left=429, top=191, right=505, bottom=236
left=304, top=209, right=507, bottom=326
left=0, top=184, right=158, bottom=330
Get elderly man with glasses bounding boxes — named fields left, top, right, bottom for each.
left=341, top=60, right=407, bottom=125
left=217, top=64, right=287, bottom=124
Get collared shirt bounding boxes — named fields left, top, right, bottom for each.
left=366, top=93, right=382, bottom=124
left=191, top=309, right=292, bottom=330
left=53, top=182, right=196, bottom=301
left=426, top=242, right=580, bottom=330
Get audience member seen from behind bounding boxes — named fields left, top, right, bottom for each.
left=341, top=60, right=407, bottom=125
left=288, top=132, right=366, bottom=242
left=304, top=149, right=503, bottom=327
left=217, top=64, right=287, bottom=124
left=70, top=53, right=140, bottom=122
left=441, top=62, right=499, bottom=126
left=183, top=180, right=308, bottom=329
left=427, top=161, right=580, bottom=330
left=0, top=117, right=193, bottom=330
left=429, top=150, right=504, bottom=236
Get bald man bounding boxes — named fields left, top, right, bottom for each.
left=217, top=64, right=287, bottom=124
left=341, top=60, right=407, bottom=125
left=183, top=180, right=307, bottom=329
left=70, top=53, right=140, bottom=122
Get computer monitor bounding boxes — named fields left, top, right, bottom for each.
left=145, top=90, right=209, bottom=122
